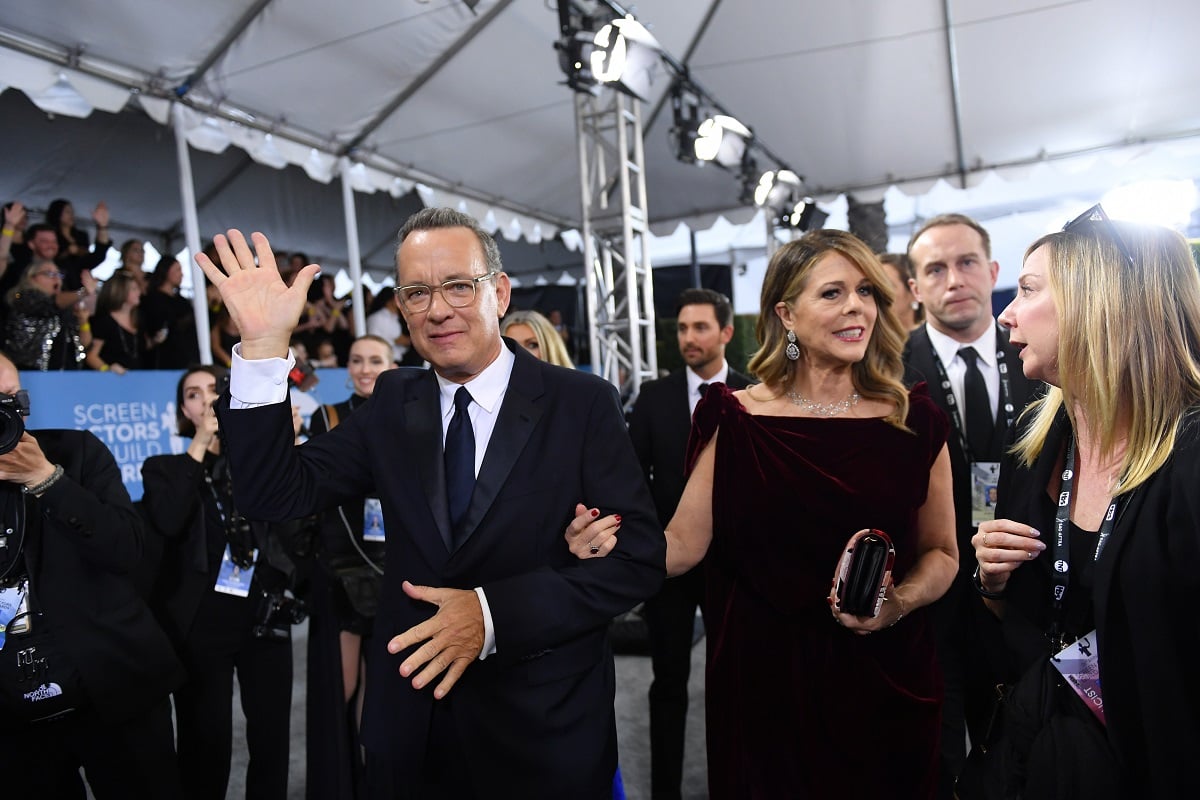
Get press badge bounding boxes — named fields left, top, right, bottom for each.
left=363, top=498, right=385, bottom=543
left=213, top=545, right=258, bottom=597
left=970, top=461, right=1001, bottom=525
left=0, top=580, right=27, bottom=650
left=1051, top=629, right=1105, bottom=725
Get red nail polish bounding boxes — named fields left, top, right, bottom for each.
left=614, top=515, right=622, bottom=522
left=590, top=509, right=599, bottom=518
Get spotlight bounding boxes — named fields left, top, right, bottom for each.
left=753, top=169, right=803, bottom=211
left=694, top=115, right=751, bottom=169
left=590, top=16, right=663, bottom=102
left=788, top=198, right=829, bottom=231
left=555, top=28, right=599, bottom=94
left=669, top=82, right=702, bottom=164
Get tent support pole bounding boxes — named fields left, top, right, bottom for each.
left=339, top=157, right=367, bottom=336
left=173, top=103, right=213, bottom=365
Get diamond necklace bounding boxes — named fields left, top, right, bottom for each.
left=785, top=390, right=860, bottom=417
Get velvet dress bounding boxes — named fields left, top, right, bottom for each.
left=690, top=382, right=949, bottom=799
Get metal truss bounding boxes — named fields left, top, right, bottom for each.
left=575, top=89, right=657, bottom=408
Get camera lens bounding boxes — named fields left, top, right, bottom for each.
left=0, top=401, right=26, bottom=455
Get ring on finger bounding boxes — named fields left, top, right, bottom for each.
left=589, top=544, right=600, bottom=555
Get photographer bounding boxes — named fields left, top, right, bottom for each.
left=141, top=365, right=311, bottom=800
left=0, top=350, right=183, bottom=798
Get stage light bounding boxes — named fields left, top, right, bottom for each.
left=753, top=169, right=802, bottom=211
left=694, top=115, right=751, bottom=168
left=788, top=198, right=829, bottom=231
left=556, top=28, right=599, bottom=94
left=670, top=82, right=702, bottom=164
left=590, top=16, right=664, bottom=102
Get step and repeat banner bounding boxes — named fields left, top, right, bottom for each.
left=19, top=368, right=350, bottom=501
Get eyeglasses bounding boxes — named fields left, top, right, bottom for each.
left=1062, top=203, right=1137, bottom=270
left=33, top=269, right=65, bottom=280
left=393, top=272, right=498, bottom=313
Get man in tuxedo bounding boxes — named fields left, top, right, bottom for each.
left=201, top=208, right=664, bottom=800
left=902, top=213, right=1040, bottom=798
left=0, top=350, right=183, bottom=798
left=626, top=288, right=749, bottom=799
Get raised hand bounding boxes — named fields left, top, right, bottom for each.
left=195, top=230, right=320, bottom=360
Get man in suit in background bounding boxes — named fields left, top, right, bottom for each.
left=902, top=213, right=1040, bottom=798
left=200, top=208, right=664, bottom=800
left=627, top=288, right=750, bottom=799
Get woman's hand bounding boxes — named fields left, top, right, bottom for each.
left=972, top=518, right=1045, bottom=596
left=828, top=578, right=908, bottom=635
left=564, top=502, right=621, bottom=559
left=195, top=230, right=319, bottom=360
left=186, top=402, right=220, bottom=461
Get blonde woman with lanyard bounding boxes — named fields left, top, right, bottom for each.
left=970, top=206, right=1200, bottom=798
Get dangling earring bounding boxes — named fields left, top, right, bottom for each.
left=785, top=330, right=800, bottom=361
left=911, top=300, right=921, bottom=311
left=345, top=376, right=355, bottom=391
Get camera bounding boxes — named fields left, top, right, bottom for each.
left=287, top=359, right=319, bottom=392
left=0, top=390, right=31, bottom=455
left=253, top=590, right=308, bottom=640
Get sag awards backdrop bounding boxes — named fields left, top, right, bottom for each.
left=20, top=368, right=349, bottom=501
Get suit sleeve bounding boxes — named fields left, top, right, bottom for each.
left=481, top=382, right=666, bottom=657
left=37, top=430, right=144, bottom=574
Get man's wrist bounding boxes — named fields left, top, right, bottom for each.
left=24, top=464, right=64, bottom=496
left=238, top=335, right=292, bottom=361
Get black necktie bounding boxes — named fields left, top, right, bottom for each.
left=445, top=386, right=475, bottom=539
left=958, top=346, right=994, bottom=460
left=698, top=382, right=710, bottom=398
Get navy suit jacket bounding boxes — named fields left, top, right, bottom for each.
left=218, top=339, right=664, bottom=797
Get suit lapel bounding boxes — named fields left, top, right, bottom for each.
left=453, top=344, right=545, bottom=553
left=405, top=371, right=454, bottom=553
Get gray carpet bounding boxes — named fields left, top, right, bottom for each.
left=220, top=620, right=709, bottom=799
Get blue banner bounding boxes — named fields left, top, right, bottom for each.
left=20, top=368, right=350, bottom=500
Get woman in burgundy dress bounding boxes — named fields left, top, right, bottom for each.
left=661, top=230, right=957, bottom=797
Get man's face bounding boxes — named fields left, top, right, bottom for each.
left=30, top=230, right=58, bottom=261
left=677, top=303, right=732, bottom=376
left=396, top=227, right=510, bottom=383
left=909, top=223, right=999, bottom=340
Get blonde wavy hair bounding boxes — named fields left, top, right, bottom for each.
left=501, top=309, right=574, bottom=368
left=1011, top=220, right=1200, bottom=492
left=747, top=229, right=910, bottom=429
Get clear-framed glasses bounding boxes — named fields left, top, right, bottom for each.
left=393, top=272, right=498, bottom=313
left=33, top=269, right=65, bottom=280
left=1062, top=204, right=1137, bottom=270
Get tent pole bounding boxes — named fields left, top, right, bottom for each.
left=173, top=103, right=213, bottom=365
left=339, top=157, right=367, bottom=336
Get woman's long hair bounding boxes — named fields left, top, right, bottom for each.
left=501, top=309, right=574, bottom=368
left=1011, top=221, right=1200, bottom=492
left=747, top=229, right=910, bottom=429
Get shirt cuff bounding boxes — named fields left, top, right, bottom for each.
left=474, top=587, right=496, bottom=660
left=229, top=344, right=296, bottom=408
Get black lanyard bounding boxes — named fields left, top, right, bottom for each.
left=1050, top=435, right=1121, bottom=647
left=927, top=326, right=1016, bottom=461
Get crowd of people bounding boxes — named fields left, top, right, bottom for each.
left=1, top=199, right=1198, bottom=800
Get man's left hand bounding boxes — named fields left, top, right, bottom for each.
left=0, top=434, right=55, bottom=487
left=387, top=581, right=484, bottom=699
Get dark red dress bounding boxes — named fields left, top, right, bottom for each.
left=690, top=383, right=950, bottom=799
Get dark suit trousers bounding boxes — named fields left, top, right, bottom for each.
left=642, top=564, right=704, bottom=799
left=0, top=698, right=181, bottom=799
left=175, top=591, right=293, bottom=800
left=365, top=698, right=476, bottom=799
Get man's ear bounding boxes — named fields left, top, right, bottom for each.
left=494, top=272, right=512, bottom=318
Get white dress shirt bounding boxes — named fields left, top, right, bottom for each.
left=924, top=323, right=1000, bottom=423
left=686, top=361, right=730, bottom=416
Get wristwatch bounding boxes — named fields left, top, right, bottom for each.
left=972, top=564, right=1006, bottom=599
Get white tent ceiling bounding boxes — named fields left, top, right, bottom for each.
left=1, top=0, right=1199, bottom=277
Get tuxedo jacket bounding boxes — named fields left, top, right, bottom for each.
left=902, top=324, right=1041, bottom=572
left=218, top=339, right=665, bottom=797
left=13, top=430, right=184, bottom=722
left=627, top=367, right=751, bottom=527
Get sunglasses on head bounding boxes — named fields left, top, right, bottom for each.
left=1062, top=204, right=1136, bottom=270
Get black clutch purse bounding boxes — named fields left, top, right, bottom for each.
left=833, top=528, right=895, bottom=618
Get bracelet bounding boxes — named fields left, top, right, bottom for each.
left=973, top=564, right=1007, bottom=599
left=99, top=363, right=110, bottom=372
left=80, top=322, right=91, bottom=332
left=24, top=464, right=64, bottom=496
left=1, top=227, right=13, bottom=237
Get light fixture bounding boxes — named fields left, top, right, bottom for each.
left=787, top=198, right=829, bottom=231
left=555, top=3, right=599, bottom=95
left=753, top=169, right=803, bottom=212
left=590, top=16, right=663, bottom=102
left=694, top=115, right=751, bottom=169
left=669, top=82, right=702, bottom=164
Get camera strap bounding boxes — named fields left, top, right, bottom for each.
left=0, top=488, right=28, bottom=587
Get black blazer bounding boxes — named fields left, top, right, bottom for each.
left=18, top=429, right=184, bottom=722
left=218, top=340, right=664, bottom=797
left=995, top=408, right=1200, bottom=798
left=902, top=324, right=1041, bottom=570
left=627, top=367, right=751, bottom=527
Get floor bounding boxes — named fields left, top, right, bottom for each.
left=220, top=618, right=710, bottom=799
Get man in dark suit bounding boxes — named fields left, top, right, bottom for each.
left=0, top=351, right=184, bottom=798
left=902, top=213, right=1041, bottom=798
left=627, top=287, right=749, bottom=799
left=200, top=209, right=665, bottom=800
